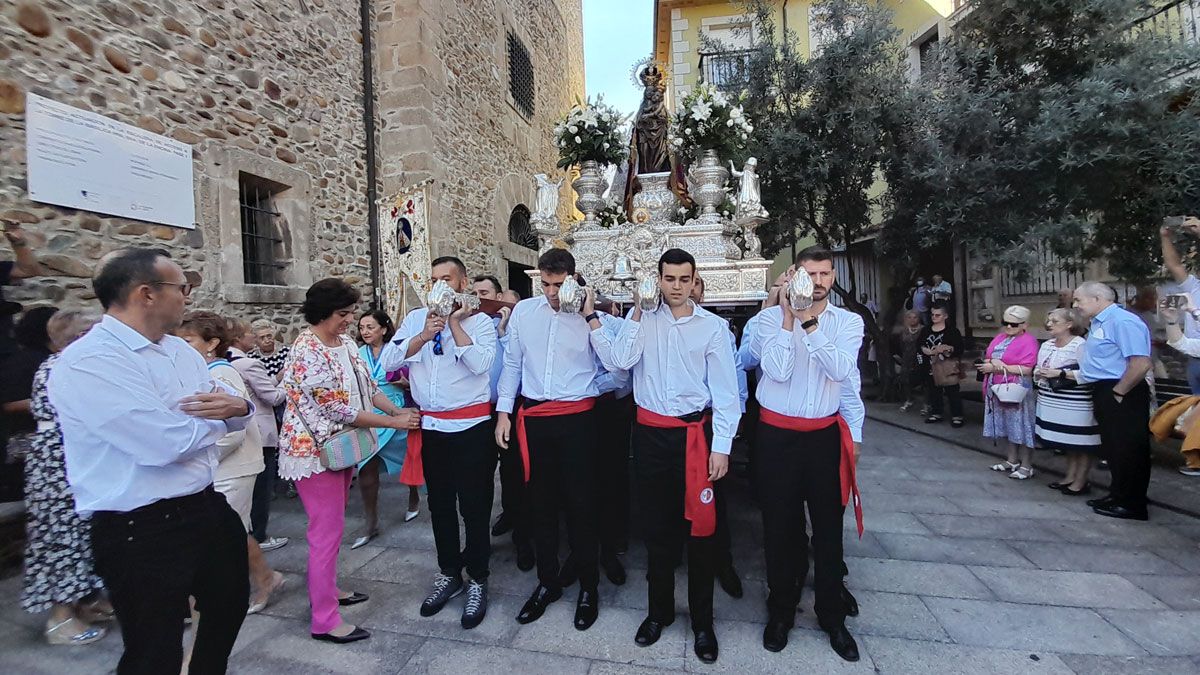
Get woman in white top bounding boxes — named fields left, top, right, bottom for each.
left=1032, top=308, right=1099, bottom=495
left=177, top=312, right=286, bottom=614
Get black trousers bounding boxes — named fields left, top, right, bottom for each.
left=926, top=381, right=963, bottom=418
left=525, top=403, right=600, bottom=591
left=249, top=446, right=277, bottom=543
left=595, top=394, right=632, bottom=555
left=1092, top=379, right=1152, bottom=510
left=422, top=420, right=496, bottom=580
left=91, top=486, right=249, bottom=675
left=633, top=418, right=716, bottom=629
left=755, top=421, right=846, bottom=630
left=495, top=414, right=531, bottom=550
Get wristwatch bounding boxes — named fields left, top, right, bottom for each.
left=584, top=312, right=600, bottom=325
left=801, top=317, right=819, bottom=331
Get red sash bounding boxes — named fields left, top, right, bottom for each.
left=759, top=407, right=864, bottom=537
left=635, top=407, right=716, bottom=538
left=399, top=401, right=493, bottom=486
left=515, top=398, right=597, bottom=482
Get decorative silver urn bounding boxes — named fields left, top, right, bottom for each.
left=688, top=149, right=730, bottom=220
left=558, top=276, right=583, bottom=313
left=786, top=268, right=815, bottom=312
left=427, top=280, right=480, bottom=317
left=572, top=160, right=609, bottom=224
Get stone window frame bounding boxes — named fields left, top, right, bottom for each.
left=493, top=173, right=538, bottom=276
left=907, top=21, right=941, bottom=80
left=205, top=147, right=314, bottom=304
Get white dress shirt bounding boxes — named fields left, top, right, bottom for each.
left=496, top=296, right=620, bottom=413
left=595, top=313, right=631, bottom=398
left=749, top=304, right=864, bottom=424
left=49, top=315, right=252, bottom=515
left=489, top=315, right=509, bottom=403
left=605, top=301, right=742, bottom=454
left=381, top=308, right=497, bottom=433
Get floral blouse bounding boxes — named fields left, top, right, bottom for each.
left=278, top=329, right=379, bottom=480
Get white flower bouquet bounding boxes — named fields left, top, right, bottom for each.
left=668, top=84, right=753, bottom=164
left=555, top=97, right=629, bottom=169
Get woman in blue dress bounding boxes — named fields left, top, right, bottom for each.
left=350, top=310, right=421, bottom=549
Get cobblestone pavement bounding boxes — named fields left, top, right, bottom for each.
left=2, top=409, right=1200, bottom=674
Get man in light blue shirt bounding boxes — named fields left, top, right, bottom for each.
left=49, top=247, right=254, bottom=674
left=1075, top=281, right=1153, bottom=521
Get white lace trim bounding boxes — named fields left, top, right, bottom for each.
left=278, top=453, right=324, bottom=481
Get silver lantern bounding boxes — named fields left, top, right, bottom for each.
left=786, top=268, right=815, bottom=312
left=637, top=274, right=660, bottom=312
left=558, top=276, right=584, bottom=313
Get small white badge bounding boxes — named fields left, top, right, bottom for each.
left=700, top=488, right=714, bottom=504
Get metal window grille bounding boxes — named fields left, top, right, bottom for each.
left=998, top=244, right=1082, bottom=297
left=508, top=31, right=535, bottom=118
left=699, top=49, right=754, bottom=91
left=508, top=205, right=537, bottom=251
left=238, top=174, right=287, bottom=286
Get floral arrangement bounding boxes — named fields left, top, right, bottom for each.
left=596, top=201, right=629, bottom=229
left=678, top=193, right=736, bottom=224
left=555, top=97, right=629, bottom=169
left=668, top=84, right=753, bottom=164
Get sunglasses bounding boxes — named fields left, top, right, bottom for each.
left=1002, top=321, right=1024, bottom=328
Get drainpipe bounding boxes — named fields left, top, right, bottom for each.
left=360, top=0, right=381, bottom=304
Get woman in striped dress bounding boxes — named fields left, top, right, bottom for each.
left=1034, top=308, right=1100, bottom=495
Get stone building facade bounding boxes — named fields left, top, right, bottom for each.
left=0, top=0, right=583, bottom=335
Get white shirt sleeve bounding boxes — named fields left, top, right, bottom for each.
left=455, top=314, right=497, bottom=376
left=496, top=307, right=523, bottom=414
left=707, top=325, right=742, bottom=455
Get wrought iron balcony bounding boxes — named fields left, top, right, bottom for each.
left=698, top=49, right=755, bottom=91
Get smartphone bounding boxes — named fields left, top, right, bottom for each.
left=1166, top=294, right=1188, bottom=309
left=1164, top=215, right=1187, bottom=230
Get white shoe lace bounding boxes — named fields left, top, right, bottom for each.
left=425, top=573, right=453, bottom=603
left=464, top=582, right=484, bottom=614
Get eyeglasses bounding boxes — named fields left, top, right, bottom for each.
left=1002, top=321, right=1023, bottom=328
left=153, top=281, right=194, bottom=297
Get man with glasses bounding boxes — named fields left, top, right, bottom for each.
left=383, top=256, right=499, bottom=629
left=49, top=247, right=255, bottom=674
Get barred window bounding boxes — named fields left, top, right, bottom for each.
left=508, top=204, right=537, bottom=250
left=507, top=31, right=535, bottom=118
left=238, top=172, right=287, bottom=286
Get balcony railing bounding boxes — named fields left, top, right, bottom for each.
left=1130, top=0, right=1199, bottom=47
left=698, top=49, right=755, bottom=91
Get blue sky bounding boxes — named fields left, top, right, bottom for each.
left=583, top=0, right=655, bottom=117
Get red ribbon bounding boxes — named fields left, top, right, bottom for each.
left=514, top=398, right=597, bottom=483
left=399, top=401, right=494, bottom=486
left=635, top=407, right=716, bottom=538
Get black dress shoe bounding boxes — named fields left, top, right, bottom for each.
left=841, top=583, right=859, bottom=617
left=635, top=617, right=671, bottom=647
left=491, top=512, right=513, bottom=537
left=717, top=565, right=743, bottom=599
left=1060, top=483, right=1091, bottom=496
left=558, top=557, right=578, bottom=588
left=601, top=552, right=626, bottom=585
left=337, top=591, right=369, bottom=607
left=826, top=625, right=860, bottom=662
left=1093, top=503, right=1149, bottom=521
left=311, top=626, right=370, bottom=643
left=762, top=619, right=791, bottom=652
left=574, top=588, right=599, bottom=630
left=1048, top=481, right=1066, bottom=490
left=1086, top=494, right=1117, bottom=509
left=516, top=585, right=561, bottom=624
left=693, top=626, right=719, bottom=663
left=516, top=542, right=535, bottom=572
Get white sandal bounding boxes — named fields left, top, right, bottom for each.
left=990, top=460, right=1019, bottom=472
left=1009, top=466, right=1035, bottom=480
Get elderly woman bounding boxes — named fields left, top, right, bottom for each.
left=1034, top=308, right=1099, bottom=494
left=177, top=312, right=285, bottom=614
left=979, top=306, right=1040, bottom=479
left=893, top=310, right=924, bottom=411
left=279, top=279, right=421, bottom=644
left=249, top=318, right=290, bottom=380
left=22, top=309, right=112, bottom=645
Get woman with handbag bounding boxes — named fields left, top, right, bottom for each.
left=1033, top=308, right=1099, bottom=495
left=278, top=279, right=421, bottom=644
left=921, top=304, right=965, bottom=427
left=978, top=306, right=1039, bottom=479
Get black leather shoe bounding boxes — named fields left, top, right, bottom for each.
left=717, top=565, right=743, bottom=599
left=762, top=620, right=791, bottom=652
left=1093, top=503, right=1149, bottom=521
left=516, top=542, right=535, bottom=572
left=574, top=588, right=599, bottom=630
left=558, top=557, right=578, bottom=588
left=635, top=617, right=671, bottom=647
left=841, top=583, right=859, bottom=617
left=491, top=512, right=513, bottom=537
left=337, top=591, right=369, bottom=607
left=311, top=626, right=370, bottom=643
left=516, top=585, right=561, bottom=624
left=1086, top=494, right=1117, bottom=509
left=827, top=625, right=860, bottom=662
left=1060, top=483, right=1091, bottom=496
left=693, top=626, right=719, bottom=663
left=601, top=552, right=626, bottom=586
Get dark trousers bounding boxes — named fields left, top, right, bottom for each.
left=423, top=420, right=496, bottom=580
left=526, top=404, right=600, bottom=591
left=926, top=381, right=963, bottom=418
left=91, top=487, right=249, bottom=675
left=755, top=421, right=846, bottom=630
left=496, top=414, right=531, bottom=549
left=1093, top=380, right=1152, bottom=510
left=249, top=446, right=277, bottom=543
left=596, top=394, right=632, bottom=555
left=633, top=419, right=716, bottom=629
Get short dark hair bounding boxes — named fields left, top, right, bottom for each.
left=431, top=256, right=467, bottom=276
left=931, top=302, right=950, bottom=313
left=15, top=306, right=58, bottom=350
left=472, top=275, right=502, bottom=295
left=358, top=309, right=396, bottom=343
left=93, top=247, right=172, bottom=309
left=302, top=278, right=361, bottom=325
left=180, top=310, right=232, bottom=357
left=538, top=248, right=576, bottom=275
left=794, top=245, right=833, bottom=266
left=658, top=248, right=696, bottom=275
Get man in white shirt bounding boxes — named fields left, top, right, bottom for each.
left=748, top=246, right=864, bottom=662
left=381, top=256, right=498, bottom=630
left=607, top=248, right=741, bottom=665
left=49, top=247, right=254, bottom=674
left=496, top=249, right=620, bottom=631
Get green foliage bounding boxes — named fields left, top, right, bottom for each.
left=555, top=97, right=629, bottom=169
left=669, top=85, right=754, bottom=164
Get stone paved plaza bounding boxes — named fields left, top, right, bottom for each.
left=2, top=408, right=1200, bottom=674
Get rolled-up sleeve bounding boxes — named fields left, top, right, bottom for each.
left=455, top=314, right=497, bottom=376
left=381, top=310, right=425, bottom=372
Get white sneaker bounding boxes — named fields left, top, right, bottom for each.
left=260, top=536, right=289, bottom=552
left=1179, top=467, right=1200, bottom=477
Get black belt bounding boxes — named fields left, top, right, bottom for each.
left=92, top=485, right=218, bottom=524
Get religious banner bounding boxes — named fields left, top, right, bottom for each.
left=379, top=179, right=434, bottom=322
